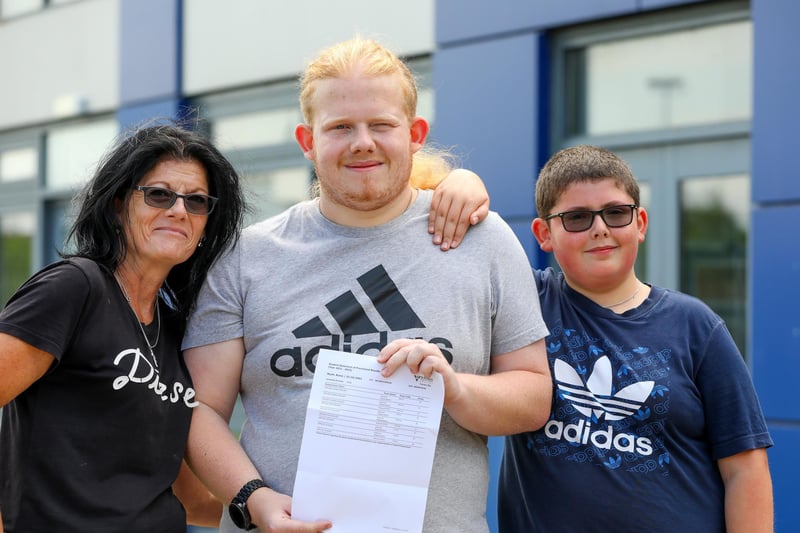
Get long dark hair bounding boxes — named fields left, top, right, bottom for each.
left=64, top=122, right=247, bottom=319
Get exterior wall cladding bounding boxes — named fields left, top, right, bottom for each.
left=1, top=0, right=796, bottom=530
left=433, top=1, right=799, bottom=531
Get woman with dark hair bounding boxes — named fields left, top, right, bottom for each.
left=0, top=122, right=247, bottom=531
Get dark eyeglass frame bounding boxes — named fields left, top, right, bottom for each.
left=134, top=186, right=218, bottom=215
left=544, top=204, right=639, bottom=233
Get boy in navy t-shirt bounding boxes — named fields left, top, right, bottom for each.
left=497, top=145, right=773, bottom=532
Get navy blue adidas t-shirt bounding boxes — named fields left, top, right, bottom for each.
left=498, top=268, right=772, bottom=533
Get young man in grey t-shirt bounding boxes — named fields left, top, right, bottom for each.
left=182, top=37, right=552, bottom=533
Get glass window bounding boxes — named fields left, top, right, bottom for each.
left=680, top=174, right=748, bottom=354
left=46, top=119, right=118, bottom=190
left=417, top=87, right=435, bottom=126
left=0, top=210, right=35, bottom=306
left=0, top=146, right=37, bottom=183
left=634, top=183, right=651, bottom=280
left=0, top=0, right=44, bottom=18
left=214, top=108, right=302, bottom=152
left=564, top=20, right=752, bottom=136
left=44, top=198, right=74, bottom=264
left=243, top=166, right=312, bottom=226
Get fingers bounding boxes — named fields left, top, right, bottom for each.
left=427, top=171, right=491, bottom=251
left=429, top=194, right=471, bottom=251
left=377, top=339, right=447, bottom=378
left=471, top=199, right=490, bottom=226
left=251, top=489, right=332, bottom=532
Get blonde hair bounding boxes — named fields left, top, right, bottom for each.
left=299, top=37, right=454, bottom=190
left=299, top=36, right=418, bottom=126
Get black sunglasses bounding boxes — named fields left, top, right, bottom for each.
left=544, top=204, right=638, bottom=233
left=134, top=186, right=218, bottom=215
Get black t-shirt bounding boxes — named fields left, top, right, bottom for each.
left=0, top=258, right=196, bottom=532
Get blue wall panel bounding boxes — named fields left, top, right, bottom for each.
left=436, top=0, right=797, bottom=531
left=116, top=99, right=187, bottom=132
left=433, top=34, right=540, bottom=220
left=437, top=0, right=636, bottom=43
left=751, top=205, right=800, bottom=419
left=765, top=426, right=800, bottom=531
left=507, top=220, right=538, bottom=265
left=752, top=0, right=800, bottom=203
left=120, top=0, right=182, bottom=106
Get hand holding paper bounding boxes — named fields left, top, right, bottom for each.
left=292, top=349, right=445, bottom=533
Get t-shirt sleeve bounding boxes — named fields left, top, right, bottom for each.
left=487, top=216, right=550, bottom=356
left=696, top=315, right=773, bottom=459
left=182, top=242, right=246, bottom=350
left=0, top=261, right=90, bottom=362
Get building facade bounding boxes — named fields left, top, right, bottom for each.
left=0, top=0, right=796, bottom=530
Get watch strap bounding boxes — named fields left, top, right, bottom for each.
left=232, top=478, right=269, bottom=505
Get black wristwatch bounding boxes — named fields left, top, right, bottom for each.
left=229, top=478, right=269, bottom=530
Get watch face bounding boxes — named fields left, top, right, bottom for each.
left=229, top=502, right=249, bottom=529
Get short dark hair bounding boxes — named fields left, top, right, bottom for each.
left=65, top=121, right=247, bottom=319
left=536, top=145, right=640, bottom=219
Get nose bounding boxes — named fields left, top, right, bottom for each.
left=166, top=196, right=189, bottom=217
left=590, top=212, right=610, bottom=236
left=350, top=125, right=376, bottom=153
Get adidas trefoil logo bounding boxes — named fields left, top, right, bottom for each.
left=555, top=356, right=654, bottom=422
left=543, top=356, right=657, bottom=458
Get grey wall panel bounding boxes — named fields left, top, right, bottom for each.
left=0, top=0, right=120, bottom=129
left=183, top=0, right=435, bottom=95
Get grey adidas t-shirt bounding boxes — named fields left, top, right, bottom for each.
left=184, top=189, right=548, bottom=532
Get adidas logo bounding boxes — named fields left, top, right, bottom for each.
left=555, top=356, right=654, bottom=422
left=271, top=265, right=453, bottom=377
left=544, top=356, right=656, bottom=456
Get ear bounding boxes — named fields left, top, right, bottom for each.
left=295, top=123, right=315, bottom=162
left=532, top=217, right=554, bottom=252
left=409, top=116, right=429, bottom=153
left=636, top=205, right=648, bottom=244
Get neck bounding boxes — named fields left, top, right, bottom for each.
left=114, top=266, right=162, bottom=322
left=601, top=282, right=642, bottom=309
left=568, top=277, right=648, bottom=312
left=319, top=187, right=417, bottom=227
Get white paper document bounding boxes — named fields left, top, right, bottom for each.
left=292, top=349, right=445, bottom=532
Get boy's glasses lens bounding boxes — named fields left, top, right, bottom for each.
left=546, top=205, right=637, bottom=232
left=134, top=186, right=217, bottom=215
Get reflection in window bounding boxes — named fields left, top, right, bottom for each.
left=0, top=0, right=44, bottom=18
left=634, top=182, right=651, bottom=281
left=0, top=146, right=37, bottom=182
left=243, top=166, right=312, bottom=226
left=566, top=20, right=752, bottom=136
left=0, top=211, right=35, bottom=306
left=680, top=174, right=748, bottom=354
left=213, top=108, right=301, bottom=151
left=46, top=120, right=118, bottom=189
left=44, top=198, right=75, bottom=265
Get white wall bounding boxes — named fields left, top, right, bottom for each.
left=183, top=0, right=435, bottom=95
left=0, top=0, right=120, bottom=130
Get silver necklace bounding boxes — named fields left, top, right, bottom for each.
left=603, top=283, right=642, bottom=309
left=115, top=274, right=161, bottom=368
